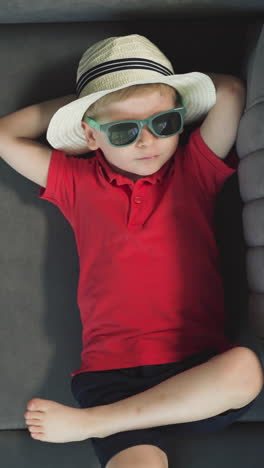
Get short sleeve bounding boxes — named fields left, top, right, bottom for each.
left=39, top=149, right=78, bottom=225
left=183, top=128, right=237, bottom=197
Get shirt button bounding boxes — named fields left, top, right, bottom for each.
left=134, top=196, right=142, bottom=204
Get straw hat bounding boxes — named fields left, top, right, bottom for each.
left=47, top=34, right=216, bottom=154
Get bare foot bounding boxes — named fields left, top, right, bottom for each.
left=24, top=398, right=100, bottom=443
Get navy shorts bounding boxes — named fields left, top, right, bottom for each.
left=71, top=348, right=256, bottom=468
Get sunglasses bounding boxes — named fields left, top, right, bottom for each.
left=85, top=98, right=186, bottom=147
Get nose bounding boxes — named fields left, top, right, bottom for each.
left=136, top=125, right=157, bottom=147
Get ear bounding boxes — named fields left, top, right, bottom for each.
left=81, top=121, right=100, bottom=150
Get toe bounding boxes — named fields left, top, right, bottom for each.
left=31, top=432, right=46, bottom=441
left=26, top=418, right=42, bottom=426
left=28, top=425, right=43, bottom=433
left=25, top=410, right=43, bottom=420
left=27, top=398, right=47, bottom=411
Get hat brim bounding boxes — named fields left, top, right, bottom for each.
left=47, top=72, right=216, bottom=154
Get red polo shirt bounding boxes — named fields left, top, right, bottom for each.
left=39, top=128, right=239, bottom=375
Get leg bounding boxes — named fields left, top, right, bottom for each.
left=25, top=346, right=263, bottom=442
left=95, top=346, right=263, bottom=438
left=106, top=444, right=168, bottom=468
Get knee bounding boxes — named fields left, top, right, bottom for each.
left=233, top=346, right=264, bottom=399
left=106, top=445, right=168, bottom=468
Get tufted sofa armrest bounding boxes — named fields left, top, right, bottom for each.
left=237, top=25, right=264, bottom=359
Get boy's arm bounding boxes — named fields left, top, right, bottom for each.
left=200, top=73, right=246, bottom=160
left=0, top=94, right=76, bottom=187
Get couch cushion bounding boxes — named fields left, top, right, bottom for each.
left=1, top=423, right=264, bottom=468
left=0, top=0, right=263, bottom=24
left=0, top=19, right=262, bottom=429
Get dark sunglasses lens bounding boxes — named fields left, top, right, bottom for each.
left=153, top=112, right=182, bottom=136
left=109, top=123, right=139, bottom=146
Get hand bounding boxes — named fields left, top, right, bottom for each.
left=200, top=73, right=246, bottom=159
left=206, top=73, right=245, bottom=94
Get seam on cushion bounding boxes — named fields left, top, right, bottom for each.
left=246, top=96, right=264, bottom=111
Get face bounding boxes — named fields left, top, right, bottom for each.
left=81, top=89, right=183, bottom=182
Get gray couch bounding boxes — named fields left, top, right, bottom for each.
left=1, top=2, right=264, bottom=467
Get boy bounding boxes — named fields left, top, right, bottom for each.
left=0, top=34, right=263, bottom=468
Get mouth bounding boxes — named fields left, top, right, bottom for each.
left=138, top=155, right=159, bottom=160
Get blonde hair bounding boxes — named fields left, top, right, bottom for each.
left=83, top=83, right=179, bottom=121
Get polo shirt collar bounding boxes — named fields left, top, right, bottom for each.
left=95, top=148, right=175, bottom=186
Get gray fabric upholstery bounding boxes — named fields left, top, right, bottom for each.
left=1, top=17, right=258, bottom=430
left=0, top=424, right=264, bottom=468
left=237, top=25, right=264, bottom=354
left=0, top=6, right=264, bottom=468
left=0, top=0, right=263, bottom=23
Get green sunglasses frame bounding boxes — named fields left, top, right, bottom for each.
left=85, top=98, right=186, bottom=148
